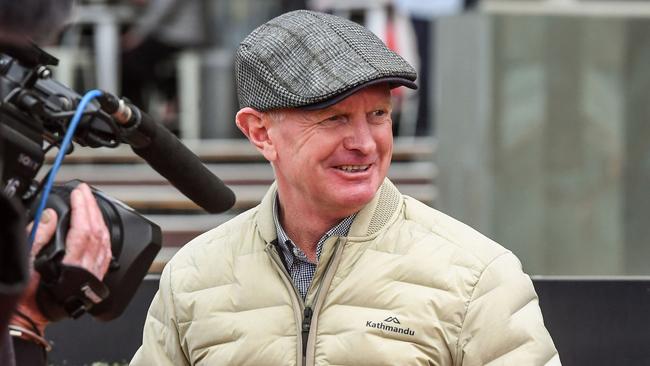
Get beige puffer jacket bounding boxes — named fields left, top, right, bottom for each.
left=131, top=179, right=560, bottom=366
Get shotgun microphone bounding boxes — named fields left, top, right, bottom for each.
left=97, top=93, right=236, bottom=214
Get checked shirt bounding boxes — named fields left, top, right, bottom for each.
left=272, top=194, right=355, bottom=300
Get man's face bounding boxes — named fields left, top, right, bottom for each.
left=267, top=84, right=393, bottom=218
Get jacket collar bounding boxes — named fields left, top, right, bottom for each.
left=257, top=181, right=279, bottom=244
left=347, top=178, right=402, bottom=239
left=255, top=179, right=403, bottom=244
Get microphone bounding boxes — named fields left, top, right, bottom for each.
left=97, top=93, right=236, bottom=213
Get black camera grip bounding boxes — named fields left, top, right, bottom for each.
left=36, top=264, right=109, bottom=321
left=31, top=180, right=161, bottom=321
left=32, top=185, right=72, bottom=281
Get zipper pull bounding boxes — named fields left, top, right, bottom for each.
left=302, top=306, right=313, bottom=358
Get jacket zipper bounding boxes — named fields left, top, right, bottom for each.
left=267, top=238, right=345, bottom=366
left=266, top=245, right=305, bottom=364
left=300, top=248, right=335, bottom=366
left=303, top=238, right=346, bottom=366
left=301, top=306, right=313, bottom=364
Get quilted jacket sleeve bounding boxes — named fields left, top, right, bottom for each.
left=130, top=262, right=189, bottom=366
left=455, top=252, right=561, bottom=366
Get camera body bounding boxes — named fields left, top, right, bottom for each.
left=34, top=181, right=161, bottom=321
left=1, top=43, right=162, bottom=321
left=0, top=43, right=116, bottom=199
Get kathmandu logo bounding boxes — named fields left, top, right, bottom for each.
left=366, top=316, right=415, bottom=336
left=384, top=316, right=401, bottom=324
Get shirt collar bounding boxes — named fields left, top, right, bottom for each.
left=272, top=192, right=355, bottom=264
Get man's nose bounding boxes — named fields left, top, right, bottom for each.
left=343, top=117, right=376, bottom=154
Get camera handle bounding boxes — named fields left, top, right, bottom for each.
left=35, top=265, right=109, bottom=320
left=33, top=184, right=109, bottom=321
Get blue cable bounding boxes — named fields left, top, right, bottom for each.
left=27, top=89, right=103, bottom=249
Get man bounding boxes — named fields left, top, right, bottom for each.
left=121, top=0, right=207, bottom=111
left=132, top=10, right=560, bottom=365
left=4, top=186, right=111, bottom=366
left=1, top=1, right=113, bottom=364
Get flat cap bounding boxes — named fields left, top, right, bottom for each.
left=235, top=10, right=417, bottom=111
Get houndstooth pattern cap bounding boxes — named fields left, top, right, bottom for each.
left=235, top=10, right=417, bottom=111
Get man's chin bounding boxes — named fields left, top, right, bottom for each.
left=330, top=183, right=380, bottom=210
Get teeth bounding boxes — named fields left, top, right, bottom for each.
left=337, top=165, right=369, bottom=172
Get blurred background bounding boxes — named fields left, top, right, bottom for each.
left=37, top=0, right=650, bottom=364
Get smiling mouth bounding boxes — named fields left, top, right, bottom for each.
left=335, top=164, right=370, bottom=173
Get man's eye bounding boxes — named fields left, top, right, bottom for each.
left=373, top=110, right=387, bottom=117
left=325, top=115, right=343, bottom=122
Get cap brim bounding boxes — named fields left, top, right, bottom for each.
left=301, top=76, right=417, bottom=111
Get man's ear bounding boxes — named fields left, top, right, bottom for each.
left=235, top=107, right=277, bottom=161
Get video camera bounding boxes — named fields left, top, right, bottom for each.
left=0, top=42, right=234, bottom=322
